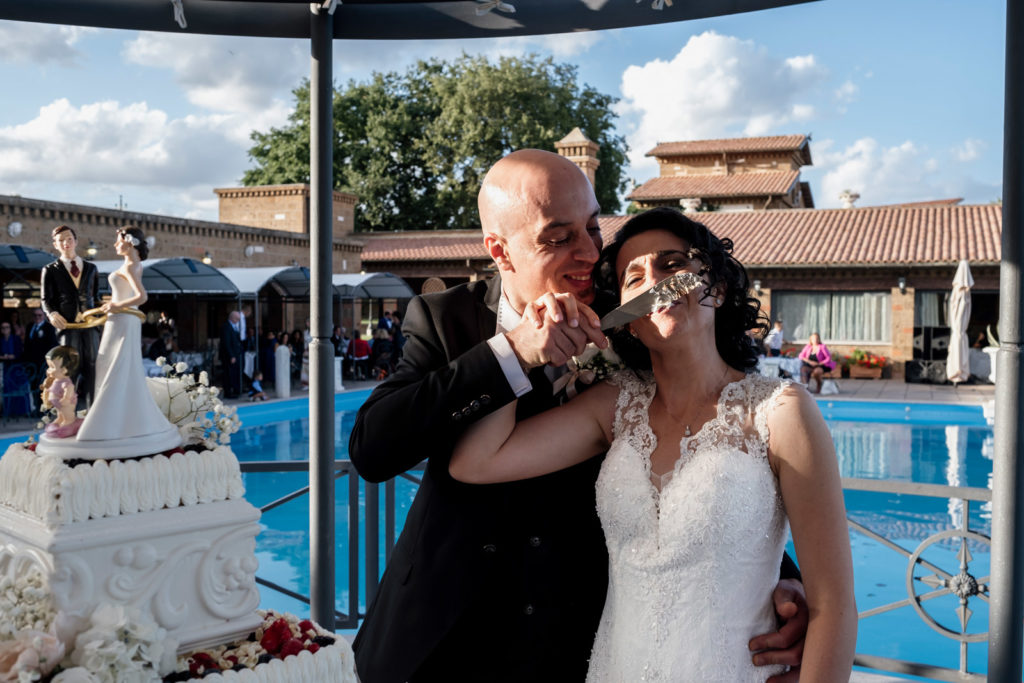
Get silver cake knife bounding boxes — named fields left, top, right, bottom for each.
left=599, top=272, right=704, bottom=331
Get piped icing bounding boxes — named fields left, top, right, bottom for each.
left=0, top=444, right=245, bottom=527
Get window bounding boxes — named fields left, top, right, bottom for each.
left=914, top=290, right=949, bottom=327
left=772, top=291, right=891, bottom=343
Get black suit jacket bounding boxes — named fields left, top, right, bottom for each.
left=23, top=320, right=58, bottom=369
left=219, top=321, right=243, bottom=361
left=40, top=259, right=99, bottom=324
left=349, top=277, right=608, bottom=683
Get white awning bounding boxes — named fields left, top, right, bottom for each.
left=94, top=257, right=240, bottom=295
left=218, top=267, right=414, bottom=300
left=219, top=266, right=313, bottom=299
left=332, top=272, right=415, bottom=299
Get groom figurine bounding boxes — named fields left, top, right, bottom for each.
left=41, top=225, right=99, bottom=407
left=350, top=150, right=808, bottom=682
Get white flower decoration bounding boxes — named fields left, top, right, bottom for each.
left=174, top=361, right=188, bottom=374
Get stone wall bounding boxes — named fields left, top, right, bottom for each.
left=0, top=193, right=362, bottom=272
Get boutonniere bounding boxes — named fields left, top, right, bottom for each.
left=552, top=340, right=624, bottom=400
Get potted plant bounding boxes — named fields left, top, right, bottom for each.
left=847, top=349, right=887, bottom=379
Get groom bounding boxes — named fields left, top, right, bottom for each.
left=41, top=225, right=99, bottom=407
left=349, top=150, right=808, bottom=682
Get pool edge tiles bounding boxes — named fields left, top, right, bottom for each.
left=816, top=398, right=986, bottom=426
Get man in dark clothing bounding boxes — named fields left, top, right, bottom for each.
left=219, top=311, right=243, bottom=398
left=349, top=150, right=808, bottom=683
left=23, top=307, right=58, bottom=373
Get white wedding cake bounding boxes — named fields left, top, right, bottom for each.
left=0, top=366, right=356, bottom=682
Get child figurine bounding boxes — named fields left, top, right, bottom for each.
left=248, top=371, right=268, bottom=402
left=40, top=345, right=84, bottom=438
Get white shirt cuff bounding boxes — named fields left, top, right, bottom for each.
left=487, top=333, right=532, bottom=398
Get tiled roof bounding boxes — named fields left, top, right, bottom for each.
left=600, top=205, right=1001, bottom=267
left=627, top=171, right=800, bottom=201
left=863, top=198, right=963, bottom=210
left=363, top=205, right=1002, bottom=267
left=361, top=231, right=486, bottom=262
left=647, top=135, right=809, bottom=158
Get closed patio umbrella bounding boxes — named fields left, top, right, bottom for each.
left=945, top=259, right=974, bottom=384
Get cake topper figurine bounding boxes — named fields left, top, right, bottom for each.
left=41, top=225, right=100, bottom=409
left=35, top=227, right=182, bottom=459
left=40, top=345, right=83, bottom=439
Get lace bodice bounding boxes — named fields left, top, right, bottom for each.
left=587, top=371, right=791, bottom=682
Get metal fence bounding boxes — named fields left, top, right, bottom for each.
left=240, top=461, right=992, bottom=680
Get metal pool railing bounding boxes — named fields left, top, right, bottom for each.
left=843, top=477, right=991, bottom=682
left=239, top=461, right=992, bottom=680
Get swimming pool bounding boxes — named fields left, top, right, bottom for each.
left=0, top=394, right=994, bottom=678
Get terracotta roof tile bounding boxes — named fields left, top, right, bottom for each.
left=627, top=171, right=800, bottom=201
left=361, top=205, right=1001, bottom=268
left=647, top=135, right=808, bottom=158
left=863, top=198, right=963, bottom=209
left=361, top=232, right=487, bottom=262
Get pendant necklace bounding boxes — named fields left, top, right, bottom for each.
left=679, top=365, right=730, bottom=440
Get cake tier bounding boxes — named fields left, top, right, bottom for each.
left=0, top=498, right=262, bottom=654
left=0, top=443, right=245, bottom=527
left=186, top=643, right=357, bottom=682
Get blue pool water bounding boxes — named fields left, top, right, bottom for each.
left=0, top=395, right=996, bottom=678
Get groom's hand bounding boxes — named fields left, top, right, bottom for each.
left=506, top=292, right=605, bottom=370
left=748, top=577, right=808, bottom=682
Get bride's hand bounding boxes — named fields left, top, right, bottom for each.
left=100, top=302, right=113, bottom=314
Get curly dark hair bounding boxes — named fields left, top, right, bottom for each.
left=119, top=226, right=149, bottom=261
left=596, top=207, right=767, bottom=372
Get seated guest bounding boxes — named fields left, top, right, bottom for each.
left=147, top=330, right=178, bottom=362
left=370, top=328, right=393, bottom=378
left=799, top=332, right=835, bottom=394
left=248, top=371, right=268, bottom=401
left=348, top=330, right=370, bottom=380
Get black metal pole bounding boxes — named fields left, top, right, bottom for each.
left=988, top=1, right=1024, bottom=679
left=309, top=2, right=336, bottom=631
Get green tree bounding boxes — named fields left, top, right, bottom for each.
left=243, top=54, right=628, bottom=232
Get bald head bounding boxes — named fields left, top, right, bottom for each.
left=478, top=149, right=603, bottom=310
left=479, top=149, right=595, bottom=238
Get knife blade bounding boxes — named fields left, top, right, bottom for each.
left=599, top=272, right=704, bottom=331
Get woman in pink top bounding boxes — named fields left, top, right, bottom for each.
left=799, top=332, right=835, bottom=394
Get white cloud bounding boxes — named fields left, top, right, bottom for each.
left=123, top=33, right=306, bottom=116
left=834, top=80, right=858, bottom=103
left=616, top=31, right=828, bottom=175
left=0, top=98, right=253, bottom=192
left=0, top=22, right=95, bottom=65
left=331, top=32, right=603, bottom=78
left=952, top=137, right=985, bottom=162
left=815, top=137, right=939, bottom=207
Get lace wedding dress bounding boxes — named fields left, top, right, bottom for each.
left=586, top=371, right=791, bottom=682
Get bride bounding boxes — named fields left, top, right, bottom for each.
left=450, top=208, right=856, bottom=682
left=45, top=227, right=181, bottom=459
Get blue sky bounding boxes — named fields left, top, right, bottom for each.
left=0, top=0, right=1006, bottom=222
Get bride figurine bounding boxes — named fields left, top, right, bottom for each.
left=37, top=227, right=182, bottom=459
